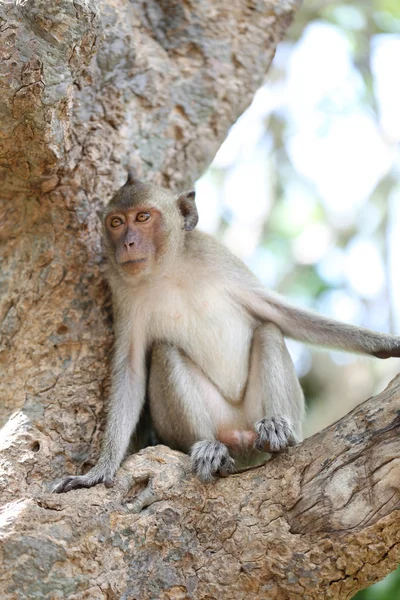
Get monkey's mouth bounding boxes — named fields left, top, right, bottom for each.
left=120, top=258, right=147, bottom=265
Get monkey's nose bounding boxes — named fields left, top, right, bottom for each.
left=124, top=241, right=135, bottom=249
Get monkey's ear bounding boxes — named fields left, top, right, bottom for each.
left=125, top=167, right=139, bottom=186
left=177, top=190, right=198, bottom=232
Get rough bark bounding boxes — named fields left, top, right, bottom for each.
left=1, top=0, right=399, bottom=599
left=0, top=376, right=399, bottom=599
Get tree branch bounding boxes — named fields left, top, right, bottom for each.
left=1, top=376, right=399, bottom=599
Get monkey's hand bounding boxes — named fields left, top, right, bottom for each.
left=52, top=463, right=114, bottom=493
left=254, top=416, right=299, bottom=453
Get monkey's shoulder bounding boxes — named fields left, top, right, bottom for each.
left=185, top=229, right=236, bottom=259
left=184, top=230, right=258, bottom=283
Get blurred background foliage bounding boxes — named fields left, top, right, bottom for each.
left=195, top=0, right=400, bottom=597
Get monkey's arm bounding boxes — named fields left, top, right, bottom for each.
left=189, top=232, right=400, bottom=358
left=235, top=286, right=400, bottom=358
left=54, top=335, right=147, bottom=493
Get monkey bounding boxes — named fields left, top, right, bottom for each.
left=54, top=171, right=400, bottom=492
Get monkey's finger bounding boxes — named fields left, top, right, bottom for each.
left=63, top=476, right=95, bottom=492
left=52, top=477, right=75, bottom=494
left=104, top=476, right=114, bottom=488
left=375, top=348, right=400, bottom=359
left=219, top=456, right=236, bottom=478
left=255, top=416, right=296, bottom=452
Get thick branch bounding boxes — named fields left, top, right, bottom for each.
left=1, top=376, right=399, bottom=599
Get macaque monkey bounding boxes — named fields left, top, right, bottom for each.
left=54, top=172, right=400, bottom=492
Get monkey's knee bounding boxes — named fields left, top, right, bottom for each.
left=150, top=341, right=171, bottom=363
left=190, top=441, right=235, bottom=482
left=255, top=321, right=284, bottom=340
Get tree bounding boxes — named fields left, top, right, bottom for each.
left=0, top=1, right=399, bottom=598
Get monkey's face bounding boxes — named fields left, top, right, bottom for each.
left=104, top=207, right=163, bottom=276
left=103, top=176, right=198, bottom=278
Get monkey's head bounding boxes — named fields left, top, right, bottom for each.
left=103, top=170, right=198, bottom=278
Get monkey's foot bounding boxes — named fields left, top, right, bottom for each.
left=53, top=468, right=114, bottom=493
left=254, top=416, right=298, bottom=453
left=190, top=440, right=235, bottom=482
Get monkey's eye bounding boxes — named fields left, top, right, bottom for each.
left=110, top=217, right=124, bottom=228
left=136, top=212, right=151, bottom=222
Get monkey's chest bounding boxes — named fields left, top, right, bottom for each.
left=146, top=287, right=254, bottom=401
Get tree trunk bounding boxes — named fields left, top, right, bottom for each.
left=1, top=1, right=399, bottom=599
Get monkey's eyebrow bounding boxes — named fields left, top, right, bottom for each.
left=105, top=210, right=126, bottom=218
left=131, top=206, right=155, bottom=212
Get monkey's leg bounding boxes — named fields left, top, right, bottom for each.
left=149, top=343, right=235, bottom=482
left=244, top=323, right=305, bottom=453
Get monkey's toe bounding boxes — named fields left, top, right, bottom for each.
left=254, top=416, right=298, bottom=453
left=190, top=440, right=235, bottom=482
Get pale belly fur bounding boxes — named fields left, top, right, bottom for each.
left=143, top=279, right=255, bottom=403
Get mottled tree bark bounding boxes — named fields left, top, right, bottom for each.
left=1, top=1, right=399, bottom=599
left=1, top=377, right=400, bottom=599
